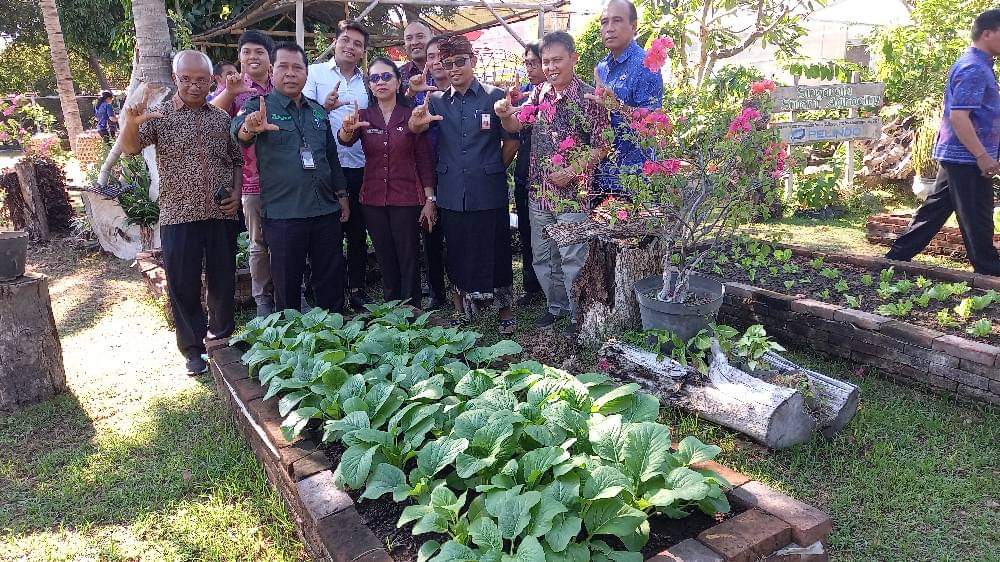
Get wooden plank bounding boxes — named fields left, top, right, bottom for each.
left=771, top=82, right=884, bottom=112
left=774, top=117, right=883, bottom=145
left=14, top=161, right=50, bottom=241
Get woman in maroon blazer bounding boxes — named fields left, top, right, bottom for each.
left=339, top=57, right=436, bottom=305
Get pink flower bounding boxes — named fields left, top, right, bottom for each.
left=538, top=100, right=556, bottom=120
left=0, top=131, right=8, bottom=142
left=643, top=36, right=674, bottom=72
left=2, top=106, right=14, bottom=117
left=661, top=159, right=682, bottom=175
left=615, top=209, right=629, bottom=221
left=551, top=153, right=566, bottom=167
left=558, top=136, right=576, bottom=151
left=597, top=357, right=610, bottom=371
left=517, top=104, right=537, bottom=125
left=11, top=94, right=23, bottom=104
left=642, top=160, right=661, bottom=175
left=750, top=79, right=776, bottom=95
left=726, top=106, right=763, bottom=136
left=632, top=108, right=650, bottom=120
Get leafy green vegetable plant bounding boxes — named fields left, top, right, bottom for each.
left=936, top=309, right=959, bottom=328
left=875, top=299, right=913, bottom=318
left=808, top=257, right=824, bottom=270
left=818, top=267, right=840, bottom=280
left=833, top=279, right=849, bottom=293
left=954, top=298, right=974, bottom=321
left=967, top=319, right=993, bottom=338
left=860, top=273, right=873, bottom=287
left=879, top=267, right=895, bottom=285
left=844, top=294, right=860, bottom=309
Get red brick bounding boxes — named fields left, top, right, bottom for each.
left=832, top=309, right=890, bottom=330
left=229, top=375, right=265, bottom=402
left=648, top=539, right=724, bottom=562
left=729, top=482, right=832, bottom=547
left=959, top=359, right=1000, bottom=382
left=691, top=460, right=751, bottom=488
left=790, top=299, right=843, bottom=320
left=956, top=385, right=1000, bottom=405
left=297, top=470, right=353, bottom=523
left=292, top=450, right=335, bottom=481
left=317, top=506, right=385, bottom=562
left=879, top=321, right=943, bottom=349
left=932, top=335, right=1000, bottom=366
left=209, top=345, right=244, bottom=367
left=699, top=509, right=791, bottom=562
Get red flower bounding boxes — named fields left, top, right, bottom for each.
left=517, top=104, right=537, bottom=124
left=750, top=79, right=776, bottom=95
left=643, top=36, right=674, bottom=72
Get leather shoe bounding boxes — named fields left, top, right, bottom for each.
left=185, top=356, right=208, bottom=375
left=535, top=312, right=558, bottom=328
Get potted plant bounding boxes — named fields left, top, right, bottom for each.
left=910, top=111, right=939, bottom=200
left=600, top=56, right=784, bottom=339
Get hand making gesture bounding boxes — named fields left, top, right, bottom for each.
left=124, top=86, right=164, bottom=125
left=324, top=80, right=349, bottom=112
left=583, top=67, right=621, bottom=110
left=408, top=95, right=443, bottom=132
left=224, top=73, right=251, bottom=96
left=340, top=101, right=371, bottom=138
left=243, top=96, right=280, bottom=134
left=493, top=86, right=520, bottom=120
left=407, top=72, right=438, bottom=96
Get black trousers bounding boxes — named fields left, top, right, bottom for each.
left=160, top=219, right=238, bottom=360
left=887, top=162, right=1000, bottom=275
left=363, top=204, right=421, bottom=303
left=342, top=167, right=368, bottom=289
left=263, top=213, right=345, bottom=312
left=422, top=220, right=446, bottom=300
left=514, top=180, right=541, bottom=294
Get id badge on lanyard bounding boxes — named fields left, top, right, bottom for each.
left=300, top=145, right=315, bottom=169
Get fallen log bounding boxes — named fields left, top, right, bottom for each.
left=600, top=340, right=815, bottom=449
left=758, top=351, right=860, bottom=439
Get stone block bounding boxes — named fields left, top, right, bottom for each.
left=972, top=274, right=1000, bottom=291
left=317, top=507, right=385, bottom=562
left=903, top=345, right=960, bottom=368
left=278, top=439, right=319, bottom=474
left=292, top=450, right=335, bottom=481
left=879, top=321, right=944, bottom=349
left=790, top=299, right=843, bottom=320
left=932, top=335, right=1000, bottom=366
left=956, top=384, right=1000, bottom=405
left=729, top=482, right=832, bottom=547
left=297, top=470, right=354, bottom=523
left=959, top=359, right=1000, bottom=382
left=764, top=542, right=829, bottom=562
left=691, top=460, right=752, bottom=489
left=832, top=309, right=891, bottom=331
left=926, top=364, right=989, bottom=390
left=210, top=345, right=244, bottom=367
left=752, top=288, right=797, bottom=311
left=699, top=509, right=791, bottom=562
left=724, top=282, right=756, bottom=300
left=230, top=375, right=265, bottom=403
left=648, top=539, right=724, bottom=562
left=852, top=331, right=906, bottom=352
left=893, top=362, right=958, bottom=392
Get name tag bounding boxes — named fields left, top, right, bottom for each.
left=300, top=146, right=315, bottom=169
left=481, top=113, right=491, bottom=130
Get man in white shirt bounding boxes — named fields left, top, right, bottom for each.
left=304, top=20, right=372, bottom=311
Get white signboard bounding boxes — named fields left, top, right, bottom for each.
left=775, top=117, right=883, bottom=145
left=772, top=83, right=885, bottom=112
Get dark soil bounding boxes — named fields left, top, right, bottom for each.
left=696, top=243, right=1000, bottom=345
left=639, top=504, right=745, bottom=559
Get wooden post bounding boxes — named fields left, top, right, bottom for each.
left=14, top=161, right=50, bottom=241
left=844, top=70, right=859, bottom=192
left=783, top=75, right=800, bottom=202
left=295, top=0, right=305, bottom=47
left=0, top=273, right=66, bottom=411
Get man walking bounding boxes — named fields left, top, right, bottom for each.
left=409, top=35, right=519, bottom=333
left=305, top=20, right=373, bottom=310
left=211, top=30, right=277, bottom=316
left=886, top=9, right=1000, bottom=276
left=121, top=51, right=243, bottom=374
left=497, top=32, right=611, bottom=330
left=234, top=42, right=351, bottom=312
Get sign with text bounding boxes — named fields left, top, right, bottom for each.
left=775, top=117, right=883, bottom=145
left=772, top=82, right=885, bottom=112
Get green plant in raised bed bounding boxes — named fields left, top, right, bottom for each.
left=818, top=267, right=841, bottom=280
left=970, top=290, right=999, bottom=311
left=782, top=262, right=800, bottom=274
left=773, top=248, right=792, bottom=263
left=818, top=288, right=831, bottom=301
left=879, top=267, right=896, bottom=285
left=954, top=298, right=975, bottom=321
left=834, top=279, right=849, bottom=293
left=936, top=309, right=960, bottom=328
left=860, top=273, right=873, bottom=287
left=915, top=291, right=932, bottom=308
left=783, top=280, right=795, bottom=291
left=915, top=275, right=932, bottom=289
left=844, top=294, right=861, bottom=309
left=799, top=276, right=813, bottom=284
left=967, top=318, right=993, bottom=338
left=809, top=257, right=824, bottom=270
left=876, top=299, right=914, bottom=318
left=768, top=265, right=778, bottom=276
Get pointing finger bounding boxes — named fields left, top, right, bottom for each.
left=334, top=80, right=341, bottom=92
left=356, top=121, right=371, bottom=128
left=429, top=114, right=444, bottom=122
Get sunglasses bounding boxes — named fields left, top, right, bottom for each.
left=368, top=72, right=395, bottom=84
left=442, top=57, right=469, bottom=70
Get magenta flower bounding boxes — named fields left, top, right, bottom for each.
left=517, top=104, right=537, bottom=125
left=615, top=209, right=629, bottom=221
left=2, top=106, right=14, bottom=117
left=558, top=136, right=577, bottom=151
left=643, top=36, right=674, bottom=72
left=551, top=153, right=566, bottom=167
left=661, top=159, right=682, bottom=175
left=538, top=100, right=556, bottom=120
left=597, top=357, right=610, bottom=371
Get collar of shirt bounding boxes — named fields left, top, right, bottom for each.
left=537, top=76, right=584, bottom=105
left=401, top=60, right=424, bottom=79
left=604, top=40, right=643, bottom=68
left=325, top=62, right=363, bottom=83
left=270, top=88, right=310, bottom=110
left=968, top=46, right=995, bottom=65
left=445, top=79, right=485, bottom=99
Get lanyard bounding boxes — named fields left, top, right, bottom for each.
left=288, top=102, right=310, bottom=148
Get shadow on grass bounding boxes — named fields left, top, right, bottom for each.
left=0, top=384, right=300, bottom=560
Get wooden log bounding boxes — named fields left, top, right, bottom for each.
left=599, top=340, right=816, bottom=449
left=14, top=161, right=50, bottom=241
left=759, top=351, right=860, bottom=438
left=0, top=273, right=66, bottom=410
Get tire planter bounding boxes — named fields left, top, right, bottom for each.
left=634, top=272, right=725, bottom=341
left=0, top=230, right=28, bottom=281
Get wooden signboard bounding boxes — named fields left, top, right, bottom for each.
left=775, top=117, right=884, bottom=145
left=772, top=82, right=885, bottom=112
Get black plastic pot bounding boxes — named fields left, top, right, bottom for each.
left=634, top=272, right=725, bottom=342
left=0, top=230, right=28, bottom=281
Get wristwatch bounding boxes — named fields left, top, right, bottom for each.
left=427, top=195, right=437, bottom=203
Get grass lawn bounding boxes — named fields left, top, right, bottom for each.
left=0, top=240, right=304, bottom=561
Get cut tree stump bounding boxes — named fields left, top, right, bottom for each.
left=0, top=273, right=66, bottom=410
left=15, top=161, right=50, bottom=241
left=759, top=351, right=860, bottom=438
left=599, top=340, right=819, bottom=449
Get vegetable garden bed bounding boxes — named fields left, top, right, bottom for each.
left=701, top=238, right=1000, bottom=404
left=207, top=305, right=832, bottom=562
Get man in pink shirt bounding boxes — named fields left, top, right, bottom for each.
left=211, top=30, right=276, bottom=316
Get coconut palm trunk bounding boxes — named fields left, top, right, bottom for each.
left=38, top=0, right=84, bottom=154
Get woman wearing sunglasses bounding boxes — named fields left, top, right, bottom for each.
left=339, top=57, right=437, bottom=306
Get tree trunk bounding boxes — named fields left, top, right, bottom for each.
left=0, top=273, right=66, bottom=411
left=14, top=161, right=50, bottom=241
left=571, top=236, right=664, bottom=346
left=758, top=351, right=861, bottom=438
left=38, top=0, right=84, bottom=153
left=598, top=340, right=817, bottom=449
left=85, top=49, right=112, bottom=91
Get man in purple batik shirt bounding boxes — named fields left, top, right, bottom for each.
left=886, top=9, right=1000, bottom=275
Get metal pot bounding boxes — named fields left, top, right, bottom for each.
left=634, top=272, right=726, bottom=341
left=0, top=230, right=28, bottom=281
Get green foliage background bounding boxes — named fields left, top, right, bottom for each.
left=574, top=16, right=604, bottom=83
left=0, top=43, right=128, bottom=95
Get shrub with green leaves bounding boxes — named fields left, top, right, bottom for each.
left=233, top=305, right=731, bottom=562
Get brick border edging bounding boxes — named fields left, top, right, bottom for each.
left=716, top=280, right=1000, bottom=406
left=208, top=348, right=833, bottom=562
left=865, top=213, right=1000, bottom=259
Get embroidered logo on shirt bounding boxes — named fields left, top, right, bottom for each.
left=270, top=113, right=291, bottom=121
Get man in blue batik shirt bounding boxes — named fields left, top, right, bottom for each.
left=886, top=9, right=1000, bottom=276
left=591, top=0, right=664, bottom=197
